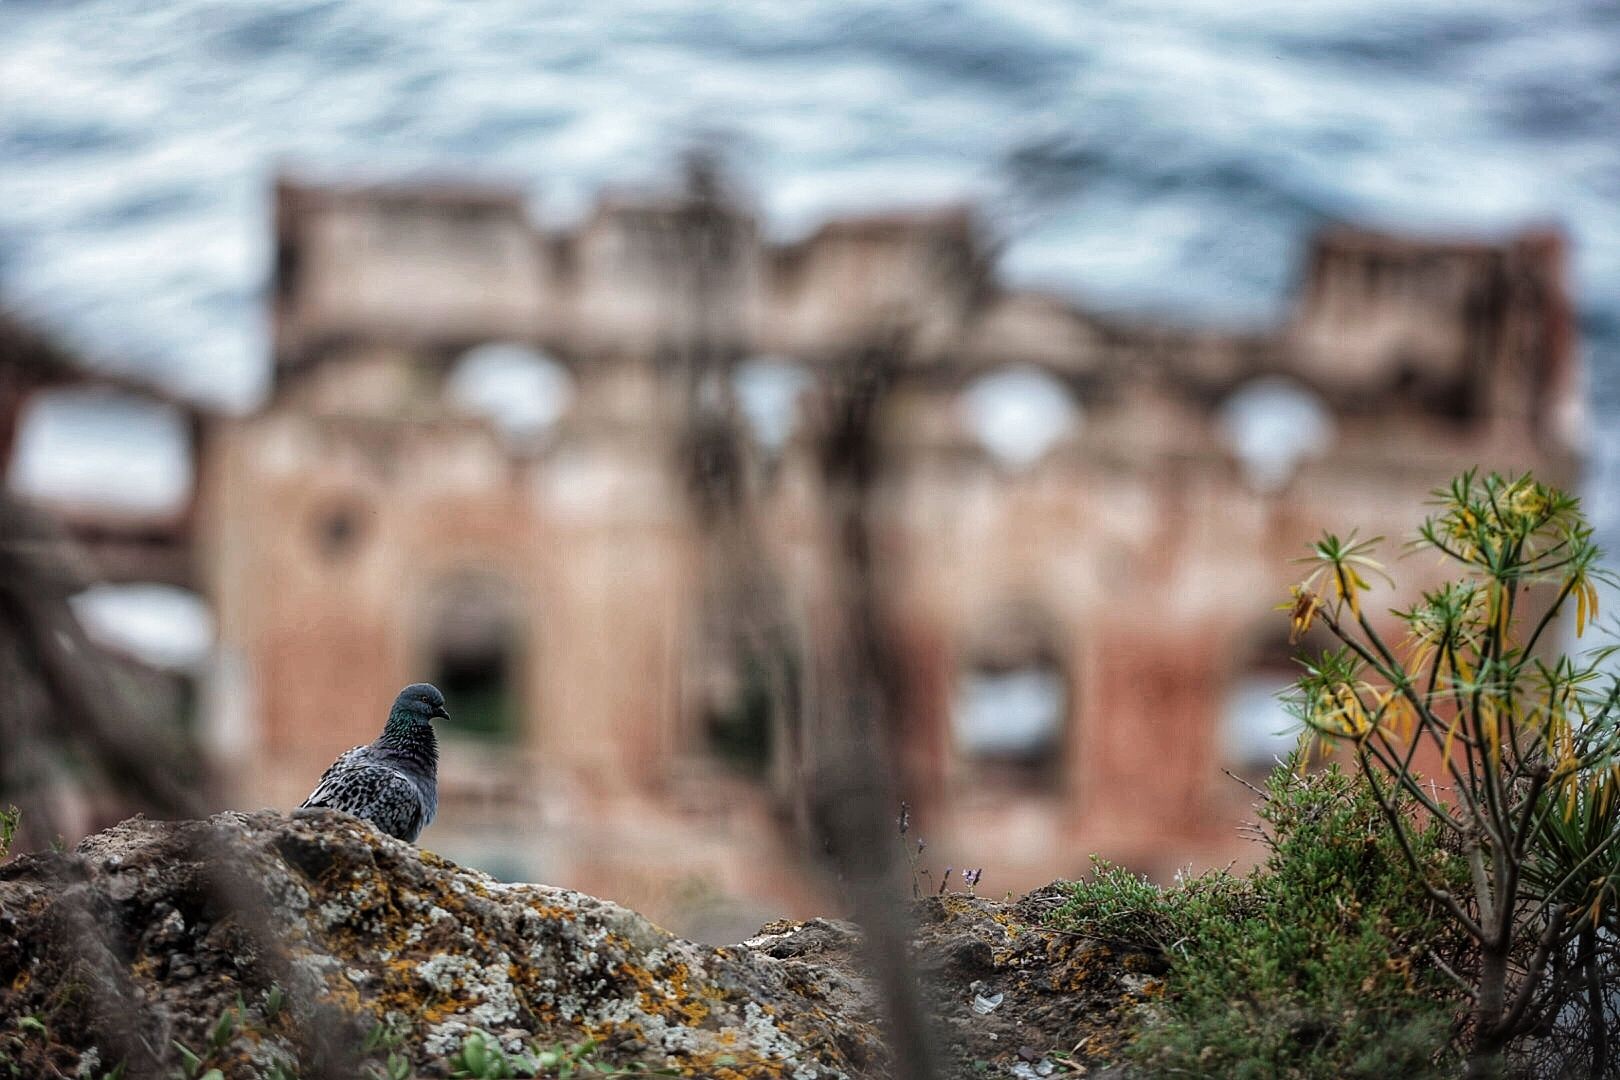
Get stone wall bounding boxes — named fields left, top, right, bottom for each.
left=191, top=170, right=1580, bottom=931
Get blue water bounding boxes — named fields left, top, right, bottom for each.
left=2, top=0, right=1617, bottom=433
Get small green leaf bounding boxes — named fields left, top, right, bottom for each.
left=464, top=1040, right=486, bottom=1072
left=171, top=1040, right=201, bottom=1080
left=209, top=1009, right=236, bottom=1051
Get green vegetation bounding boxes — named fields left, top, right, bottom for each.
left=155, top=1007, right=680, bottom=1080
left=1289, top=471, right=1619, bottom=1076
left=108, top=995, right=415, bottom=1080
left=1051, top=470, right=1620, bottom=1077
left=1051, top=761, right=1468, bottom=1078
left=448, top=1030, right=679, bottom=1079
left=10, top=468, right=1616, bottom=1078
left=0, top=806, right=17, bottom=862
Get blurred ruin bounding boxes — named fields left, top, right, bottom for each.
left=0, top=159, right=1581, bottom=939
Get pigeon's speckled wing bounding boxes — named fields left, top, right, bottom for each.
left=300, top=748, right=428, bottom=842
left=301, top=747, right=362, bottom=805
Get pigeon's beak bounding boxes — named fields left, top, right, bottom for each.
left=431, top=704, right=450, bottom=722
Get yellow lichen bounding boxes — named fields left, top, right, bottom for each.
left=1121, top=951, right=1154, bottom=973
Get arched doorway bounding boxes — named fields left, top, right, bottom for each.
left=422, top=574, right=527, bottom=741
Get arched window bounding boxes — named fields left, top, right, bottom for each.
left=1217, top=377, right=1334, bottom=493
left=7, top=389, right=192, bottom=515
left=1222, top=671, right=1300, bottom=776
left=446, top=343, right=574, bottom=445
left=68, top=582, right=213, bottom=735
left=692, top=591, right=800, bottom=780
left=952, top=606, right=1069, bottom=783
left=701, top=638, right=796, bottom=778
left=423, top=575, right=526, bottom=741
left=731, top=356, right=813, bottom=452
left=960, top=367, right=1080, bottom=469
left=1222, top=630, right=1316, bottom=777
left=69, top=583, right=213, bottom=672
left=954, top=664, right=1066, bottom=758
left=310, top=496, right=370, bottom=562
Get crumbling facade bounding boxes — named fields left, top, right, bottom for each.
left=16, top=170, right=1579, bottom=935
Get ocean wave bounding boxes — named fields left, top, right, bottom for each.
left=0, top=0, right=1615, bottom=431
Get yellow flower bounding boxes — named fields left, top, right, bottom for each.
left=1286, top=586, right=1322, bottom=644
left=1570, top=574, right=1601, bottom=637
left=1335, top=564, right=1373, bottom=616
left=1510, top=492, right=1538, bottom=519
left=1374, top=690, right=1416, bottom=742
left=1314, top=684, right=1372, bottom=740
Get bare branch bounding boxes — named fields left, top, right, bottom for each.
left=1356, top=744, right=1486, bottom=941
left=1497, top=905, right=1566, bottom=1039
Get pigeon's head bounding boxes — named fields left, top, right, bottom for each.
left=391, top=683, right=450, bottom=729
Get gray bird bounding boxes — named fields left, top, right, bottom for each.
left=300, top=683, right=445, bottom=842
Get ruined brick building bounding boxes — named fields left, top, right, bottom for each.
left=3, top=169, right=1581, bottom=935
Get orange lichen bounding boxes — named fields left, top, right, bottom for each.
left=989, top=911, right=1022, bottom=939
left=525, top=900, right=576, bottom=921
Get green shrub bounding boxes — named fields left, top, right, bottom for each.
left=1050, top=759, right=1468, bottom=1078
left=1287, top=470, right=1620, bottom=1075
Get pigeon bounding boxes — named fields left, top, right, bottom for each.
left=300, top=683, right=445, bottom=842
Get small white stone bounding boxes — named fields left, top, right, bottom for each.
left=971, top=990, right=1004, bottom=1015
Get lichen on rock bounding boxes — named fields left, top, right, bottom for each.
left=0, top=812, right=1152, bottom=1079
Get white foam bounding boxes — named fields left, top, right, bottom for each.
left=0, top=0, right=1613, bottom=425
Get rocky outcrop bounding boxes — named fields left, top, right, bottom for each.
left=0, top=812, right=1160, bottom=1079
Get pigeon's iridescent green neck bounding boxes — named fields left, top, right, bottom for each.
left=375, top=684, right=443, bottom=770
left=384, top=704, right=411, bottom=738
left=378, top=707, right=439, bottom=774
left=382, top=704, right=430, bottom=743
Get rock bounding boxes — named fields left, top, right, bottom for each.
left=0, top=812, right=1159, bottom=1079
left=749, top=889, right=1167, bottom=1077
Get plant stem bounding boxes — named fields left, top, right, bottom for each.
left=1582, top=923, right=1609, bottom=1080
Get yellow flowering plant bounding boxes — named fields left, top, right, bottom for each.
left=1285, top=470, right=1619, bottom=1078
